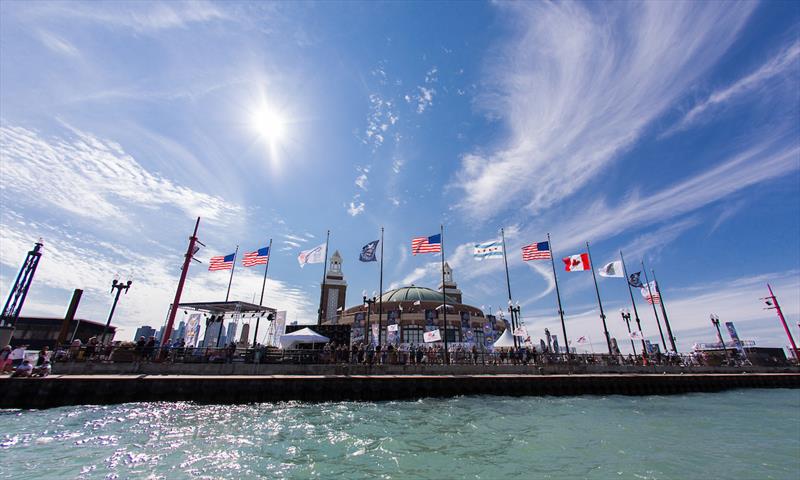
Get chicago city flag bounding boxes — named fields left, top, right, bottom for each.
left=563, top=253, right=590, bottom=271
left=473, top=240, right=503, bottom=260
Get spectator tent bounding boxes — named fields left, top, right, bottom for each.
left=278, top=327, right=330, bottom=349
left=493, top=329, right=515, bottom=348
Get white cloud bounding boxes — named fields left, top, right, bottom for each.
left=0, top=125, right=241, bottom=224
left=664, top=40, right=800, bottom=136
left=347, top=200, right=365, bottom=216
left=282, top=234, right=308, bottom=244
left=454, top=2, right=756, bottom=220
left=36, top=30, right=80, bottom=56
left=415, top=87, right=435, bottom=113
left=283, top=240, right=301, bottom=248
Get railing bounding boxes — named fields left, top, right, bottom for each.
left=46, top=344, right=773, bottom=368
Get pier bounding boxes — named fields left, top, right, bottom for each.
left=3, top=370, right=798, bottom=409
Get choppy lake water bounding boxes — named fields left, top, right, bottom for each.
left=1, top=389, right=798, bottom=479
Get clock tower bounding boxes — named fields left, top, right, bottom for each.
left=320, top=250, right=347, bottom=324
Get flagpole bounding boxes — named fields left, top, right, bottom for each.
left=547, top=233, right=569, bottom=357
left=586, top=242, right=612, bottom=355
left=252, top=238, right=272, bottom=349
left=378, top=227, right=384, bottom=345
left=501, top=227, right=517, bottom=348
left=620, top=250, right=647, bottom=359
left=225, top=245, right=239, bottom=302
left=317, top=230, right=330, bottom=325
left=767, top=284, right=799, bottom=362
left=651, top=269, right=677, bottom=352
left=642, top=262, right=667, bottom=352
left=441, top=224, right=449, bottom=364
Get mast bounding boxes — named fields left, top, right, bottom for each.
left=587, top=242, right=612, bottom=355
left=547, top=233, right=569, bottom=356
left=317, top=230, right=330, bottom=325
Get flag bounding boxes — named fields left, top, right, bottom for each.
left=575, top=336, right=589, bottom=345
left=598, top=260, right=623, bottom=278
left=522, top=241, right=551, bottom=261
left=297, top=243, right=326, bottom=268
left=242, top=247, right=270, bottom=267
left=388, top=324, right=399, bottom=332
left=474, top=240, right=503, bottom=260
left=563, top=253, right=590, bottom=272
left=640, top=281, right=661, bottom=304
left=628, top=272, right=644, bottom=288
left=359, top=240, right=379, bottom=262
left=629, top=330, right=643, bottom=340
left=513, top=326, right=528, bottom=337
left=412, top=234, right=442, bottom=254
left=424, top=329, right=441, bottom=343
left=209, top=253, right=235, bottom=271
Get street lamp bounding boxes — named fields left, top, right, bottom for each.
left=509, top=300, right=521, bottom=349
left=710, top=314, right=731, bottom=365
left=620, top=308, right=637, bottom=355
left=363, top=290, right=377, bottom=345
left=101, top=277, right=132, bottom=343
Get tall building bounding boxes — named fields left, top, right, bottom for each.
left=320, top=250, right=347, bottom=324
left=134, top=325, right=156, bottom=341
left=175, top=321, right=186, bottom=342
left=438, top=262, right=463, bottom=303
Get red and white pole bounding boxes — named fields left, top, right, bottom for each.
left=767, top=283, right=799, bottom=363
left=159, top=217, right=200, bottom=354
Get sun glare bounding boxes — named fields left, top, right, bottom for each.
left=251, top=106, right=286, bottom=144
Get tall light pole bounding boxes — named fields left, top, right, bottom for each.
left=363, top=290, right=377, bottom=346
left=710, top=314, right=731, bottom=365
left=620, top=309, right=636, bottom=355
left=101, top=277, right=132, bottom=343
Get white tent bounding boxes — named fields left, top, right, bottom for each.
left=279, top=327, right=330, bottom=349
left=493, top=329, right=515, bottom=348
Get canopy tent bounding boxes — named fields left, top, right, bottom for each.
left=493, top=329, right=515, bottom=348
left=278, top=327, right=329, bottom=349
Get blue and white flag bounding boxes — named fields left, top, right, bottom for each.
left=628, top=271, right=644, bottom=288
left=298, top=243, right=326, bottom=268
left=359, top=240, right=379, bottom=262
left=474, top=240, right=503, bottom=260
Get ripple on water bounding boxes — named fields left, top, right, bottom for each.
left=0, top=390, right=798, bottom=479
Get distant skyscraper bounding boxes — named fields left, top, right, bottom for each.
left=133, top=325, right=156, bottom=341
left=176, top=321, right=186, bottom=341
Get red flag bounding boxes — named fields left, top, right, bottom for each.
left=563, top=253, right=590, bottom=272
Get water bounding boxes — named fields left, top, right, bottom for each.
left=1, top=389, right=798, bottom=479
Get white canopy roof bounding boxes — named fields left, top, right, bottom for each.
left=279, top=327, right=330, bottom=349
left=493, top=329, right=515, bottom=348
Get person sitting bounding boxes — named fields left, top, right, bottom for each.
left=33, top=360, right=51, bottom=377
left=11, top=359, right=33, bottom=378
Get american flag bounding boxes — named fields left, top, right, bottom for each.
left=641, top=281, right=662, bottom=305
left=242, top=247, right=270, bottom=267
left=522, top=241, right=551, bottom=261
left=412, top=234, right=442, bottom=255
left=209, top=253, right=235, bottom=271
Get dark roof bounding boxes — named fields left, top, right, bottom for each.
left=379, top=286, right=457, bottom=304
left=16, top=316, right=113, bottom=329
left=177, top=301, right=275, bottom=314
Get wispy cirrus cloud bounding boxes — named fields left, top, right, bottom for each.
left=454, top=2, right=756, bottom=221
left=664, top=40, right=800, bottom=137
left=0, top=124, right=241, bottom=224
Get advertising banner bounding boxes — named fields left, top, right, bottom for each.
left=387, top=310, right=400, bottom=345
left=371, top=324, right=379, bottom=346
left=424, top=309, right=437, bottom=331
left=351, top=312, right=365, bottom=344
left=184, top=313, right=201, bottom=347
left=460, top=311, right=472, bottom=345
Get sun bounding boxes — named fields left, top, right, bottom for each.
left=250, top=106, right=286, bottom=145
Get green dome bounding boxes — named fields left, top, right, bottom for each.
left=380, top=286, right=457, bottom=304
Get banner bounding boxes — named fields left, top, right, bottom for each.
left=387, top=310, right=400, bottom=345
left=513, top=326, right=528, bottom=338
left=388, top=324, right=399, bottom=332
left=424, top=329, right=441, bottom=343
left=483, top=322, right=494, bottom=351
left=184, top=313, right=201, bottom=347
left=460, top=311, right=472, bottom=344
left=272, top=311, right=287, bottom=347
left=371, top=324, right=379, bottom=346
left=424, top=309, right=437, bottom=331
left=351, top=312, right=365, bottom=344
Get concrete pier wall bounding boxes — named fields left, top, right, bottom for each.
left=2, top=373, right=798, bottom=409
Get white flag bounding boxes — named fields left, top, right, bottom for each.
left=629, top=331, right=643, bottom=340
left=388, top=324, right=399, bottom=332
left=297, top=243, right=326, bottom=268
left=513, top=326, right=528, bottom=337
left=598, top=260, right=624, bottom=278
left=424, top=329, right=441, bottom=343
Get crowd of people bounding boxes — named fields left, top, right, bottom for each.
left=0, top=344, right=52, bottom=377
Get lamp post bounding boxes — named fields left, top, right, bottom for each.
left=101, top=277, right=132, bottom=343
left=620, top=309, right=637, bottom=355
left=363, top=291, right=377, bottom=346
left=509, top=301, right=521, bottom=349
left=710, top=314, right=731, bottom=365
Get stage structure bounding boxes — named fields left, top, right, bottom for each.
left=176, top=301, right=275, bottom=348
left=1, top=239, right=45, bottom=347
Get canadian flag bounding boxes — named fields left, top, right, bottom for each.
left=563, top=253, right=591, bottom=272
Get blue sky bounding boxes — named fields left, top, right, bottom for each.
left=1, top=1, right=798, bottom=353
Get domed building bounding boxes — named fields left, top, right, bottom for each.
left=324, top=259, right=499, bottom=346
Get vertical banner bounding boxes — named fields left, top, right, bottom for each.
left=483, top=322, right=494, bottom=350
left=460, top=311, right=473, bottom=345
left=351, top=312, right=365, bottom=344
left=184, top=313, right=201, bottom=347
left=371, top=324, right=379, bottom=346
left=424, top=309, right=437, bottom=332
left=273, top=311, right=287, bottom=347
left=725, top=321, right=746, bottom=357
left=386, top=310, right=400, bottom=345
